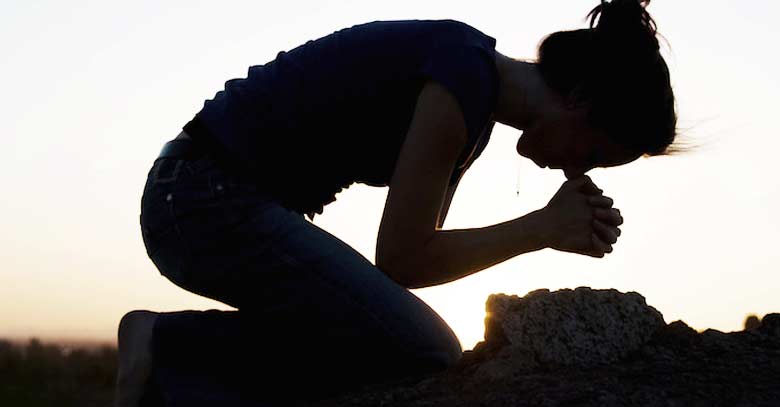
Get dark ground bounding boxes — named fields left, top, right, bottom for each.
left=2, top=315, right=778, bottom=406
left=311, top=315, right=780, bottom=407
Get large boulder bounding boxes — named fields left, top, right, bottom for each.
left=471, top=287, right=665, bottom=381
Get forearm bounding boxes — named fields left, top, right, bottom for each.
left=386, top=209, right=549, bottom=289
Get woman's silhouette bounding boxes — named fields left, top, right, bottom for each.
left=116, top=1, right=679, bottom=405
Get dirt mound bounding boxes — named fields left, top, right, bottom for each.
left=312, top=287, right=780, bottom=407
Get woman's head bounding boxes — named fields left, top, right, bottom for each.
left=517, top=0, right=678, bottom=177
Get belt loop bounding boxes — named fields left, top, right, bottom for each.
left=153, top=159, right=183, bottom=184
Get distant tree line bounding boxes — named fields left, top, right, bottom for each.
left=0, top=338, right=117, bottom=407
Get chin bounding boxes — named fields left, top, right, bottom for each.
left=527, top=156, right=546, bottom=169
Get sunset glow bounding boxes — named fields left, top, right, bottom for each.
left=2, top=0, right=778, bottom=351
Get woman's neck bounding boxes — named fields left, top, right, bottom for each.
left=493, top=52, right=547, bottom=132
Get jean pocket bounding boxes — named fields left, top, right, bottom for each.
left=140, top=180, right=178, bottom=236
left=173, top=163, right=275, bottom=223
left=143, top=221, right=189, bottom=285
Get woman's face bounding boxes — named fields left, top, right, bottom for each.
left=516, top=105, right=643, bottom=179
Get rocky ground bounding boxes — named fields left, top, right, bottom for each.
left=309, top=287, right=780, bottom=407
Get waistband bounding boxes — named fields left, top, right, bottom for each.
left=157, top=138, right=209, bottom=160
left=155, top=137, right=269, bottom=188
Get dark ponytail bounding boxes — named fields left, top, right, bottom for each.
left=538, top=0, right=679, bottom=156
left=588, top=0, right=659, bottom=50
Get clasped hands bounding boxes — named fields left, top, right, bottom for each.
left=539, top=175, right=624, bottom=258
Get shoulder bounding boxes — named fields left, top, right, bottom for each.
left=428, top=19, right=481, bottom=32
left=417, top=80, right=471, bottom=141
left=420, top=19, right=493, bottom=47
left=418, top=21, right=499, bottom=145
left=355, top=19, right=491, bottom=41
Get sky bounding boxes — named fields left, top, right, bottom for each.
left=1, top=0, right=778, bottom=351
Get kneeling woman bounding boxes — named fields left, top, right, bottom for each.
left=117, top=1, right=679, bottom=405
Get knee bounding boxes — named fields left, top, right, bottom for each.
left=410, top=327, right=463, bottom=371
left=437, top=331, right=464, bottom=367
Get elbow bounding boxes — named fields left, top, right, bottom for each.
left=376, top=258, right=425, bottom=289
left=377, top=256, right=416, bottom=288
left=377, top=250, right=440, bottom=290
left=376, top=233, right=439, bottom=289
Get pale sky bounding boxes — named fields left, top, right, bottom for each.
left=1, top=0, right=778, bottom=351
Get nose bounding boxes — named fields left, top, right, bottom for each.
left=563, top=169, right=581, bottom=180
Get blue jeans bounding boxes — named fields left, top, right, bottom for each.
left=139, top=140, right=462, bottom=406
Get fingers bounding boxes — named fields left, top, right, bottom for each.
left=588, top=195, right=614, bottom=208
left=591, top=232, right=613, bottom=257
left=591, top=215, right=621, bottom=258
left=594, top=207, right=623, bottom=226
left=593, top=218, right=619, bottom=244
left=581, top=183, right=603, bottom=196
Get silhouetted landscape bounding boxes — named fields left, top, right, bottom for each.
left=0, top=338, right=117, bottom=407
left=312, top=289, right=780, bottom=407
left=1, top=290, right=777, bottom=406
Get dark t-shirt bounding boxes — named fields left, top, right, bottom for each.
left=183, top=19, right=499, bottom=221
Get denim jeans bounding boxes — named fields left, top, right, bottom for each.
left=138, top=140, right=462, bottom=406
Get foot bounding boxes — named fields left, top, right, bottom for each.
left=115, top=310, right=159, bottom=407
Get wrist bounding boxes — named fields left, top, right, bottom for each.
left=524, top=208, right=553, bottom=251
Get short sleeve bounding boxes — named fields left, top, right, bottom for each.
left=420, top=21, right=499, bottom=173
left=446, top=120, right=495, bottom=186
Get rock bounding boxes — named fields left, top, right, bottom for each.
left=744, top=314, right=762, bottom=330
left=482, top=287, right=665, bottom=370
left=759, top=313, right=780, bottom=337
left=651, top=320, right=699, bottom=349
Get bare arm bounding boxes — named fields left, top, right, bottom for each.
left=386, top=176, right=624, bottom=289
left=394, top=209, right=549, bottom=289
left=376, top=80, right=468, bottom=278
left=376, top=79, right=548, bottom=288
